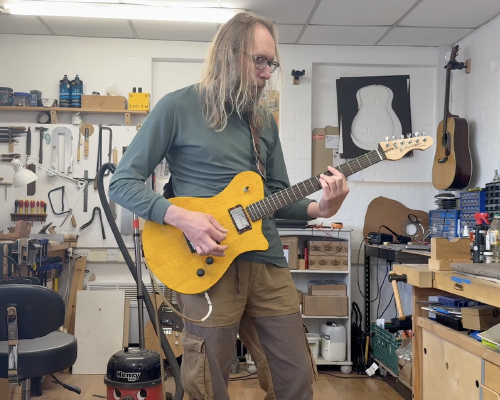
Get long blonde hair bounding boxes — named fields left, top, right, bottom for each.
left=198, top=12, right=281, bottom=132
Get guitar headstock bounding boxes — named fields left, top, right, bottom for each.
left=446, top=45, right=460, bottom=69
left=379, top=133, right=434, bottom=161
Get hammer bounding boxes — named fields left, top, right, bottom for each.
left=388, top=272, right=412, bottom=329
left=35, top=126, right=48, bottom=163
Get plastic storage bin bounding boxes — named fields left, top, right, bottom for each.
left=306, top=333, right=320, bottom=359
left=321, top=322, right=346, bottom=362
left=0, top=87, right=13, bottom=106
left=371, top=322, right=403, bottom=375
left=13, top=92, right=30, bottom=106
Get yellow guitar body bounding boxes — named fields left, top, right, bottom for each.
left=142, top=171, right=269, bottom=295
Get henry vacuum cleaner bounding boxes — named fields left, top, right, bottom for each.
left=96, top=163, right=182, bottom=400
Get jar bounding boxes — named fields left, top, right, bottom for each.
left=0, top=87, right=13, bottom=106
left=13, top=92, right=30, bottom=106
left=484, top=252, right=494, bottom=263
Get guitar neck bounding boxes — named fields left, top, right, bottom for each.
left=443, top=64, right=452, bottom=133
left=247, top=145, right=387, bottom=221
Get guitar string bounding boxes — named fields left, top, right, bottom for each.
left=247, top=147, right=386, bottom=221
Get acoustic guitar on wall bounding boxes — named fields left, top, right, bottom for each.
left=432, top=45, right=472, bottom=190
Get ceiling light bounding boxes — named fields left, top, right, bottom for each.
left=3, top=1, right=244, bottom=23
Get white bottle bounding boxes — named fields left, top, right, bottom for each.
left=320, top=322, right=346, bottom=362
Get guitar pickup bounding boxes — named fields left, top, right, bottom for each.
left=183, top=234, right=196, bottom=253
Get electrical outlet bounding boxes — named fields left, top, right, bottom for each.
left=74, top=248, right=90, bottom=258
left=106, top=248, right=119, bottom=262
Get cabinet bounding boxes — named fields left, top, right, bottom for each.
left=278, top=228, right=353, bottom=372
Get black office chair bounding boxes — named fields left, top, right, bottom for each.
left=0, top=284, right=79, bottom=399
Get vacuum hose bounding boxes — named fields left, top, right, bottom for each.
left=96, top=163, right=183, bottom=400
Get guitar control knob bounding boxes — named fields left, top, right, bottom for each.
left=197, top=269, right=205, bottom=277
left=206, top=257, right=214, bottom=265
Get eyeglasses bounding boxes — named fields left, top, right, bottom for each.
left=251, top=55, right=279, bottom=73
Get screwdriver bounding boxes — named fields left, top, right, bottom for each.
left=36, top=200, right=40, bottom=214
left=14, top=199, right=18, bottom=213
left=30, top=200, right=35, bottom=214
left=19, top=200, right=23, bottom=215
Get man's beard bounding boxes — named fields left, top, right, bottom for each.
left=241, top=81, right=265, bottom=113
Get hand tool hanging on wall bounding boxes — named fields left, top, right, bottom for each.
left=94, top=124, right=113, bottom=189
left=26, top=127, right=36, bottom=196
left=35, top=127, right=48, bottom=164
left=0, top=127, right=27, bottom=152
left=0, top=182, right=12, bottom=201
left=51, top=127, right=73, bottom=174
left=108, top=148, right=118, bottom=219
left=47, top=186, right=77, bottom=229
left=79, top=123, right=94, bottom=159
left=79, top=206, right=106, bottom=240
left=0, top=153, right=21, bottom=162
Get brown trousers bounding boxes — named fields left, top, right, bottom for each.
left=177, top=260, right=318, bottom=400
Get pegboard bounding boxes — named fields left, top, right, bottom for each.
left=0, top=123, right=158, bottom=248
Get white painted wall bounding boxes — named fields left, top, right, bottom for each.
left=0, top=33, right=441, bottom=322
left=452, top=14, right=500, bottom=188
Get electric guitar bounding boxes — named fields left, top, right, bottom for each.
left=143, top=136, right=433, bottom=295
left=432, top=45, right=472, bottom=190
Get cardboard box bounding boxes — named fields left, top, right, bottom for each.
left=303, top=295, right=348, bottom=316
left=309, top=282, right=347, bottom=296
left=309, top=240, right=349, bottom=256
left=281, top=236, right=299, bottom=270
left=308, top=255, right=348, bottom=271
left=312, top=126, right=338, bottom=177
left=128, top=92, right=150, bottom=111
left=461, top=305, right=500, bottom=331
left=81, top=95, right=126, bottom=109
left=298, top=259, right=306, bottom=270
left=398, top=357, right=412, bottom=386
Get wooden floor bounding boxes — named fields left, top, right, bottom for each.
left=39, top=370, right=404, bottom=400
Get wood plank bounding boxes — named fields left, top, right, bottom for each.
left=412, top=287, right=441, bottom=400
left=430, top=237, right=470, bottom=260
left=69, top=258, right=86, bottom=335
left=422, top=328, right=481, bottom=400
left=418, top=317, right=500, bottom=366
left=63, top=256, right=87, bottom=332
left=484, top=360, right=500, bottom=394
left=72, top=291, right=125, bottom=375
left=393, top=264, right=433, bottom=287
left=434, top=271, right=500, bottom=309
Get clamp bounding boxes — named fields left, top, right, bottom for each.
left=80, top=207, right=106, bottom=240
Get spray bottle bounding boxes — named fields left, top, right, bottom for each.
left=473, top=212, right=490, bottom=263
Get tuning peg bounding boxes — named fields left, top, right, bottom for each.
left=399, top=135, right=405, bottom=139
left=391, top=136, right=396, bottom=140
left=406, top=133, right=412, bottom=138
left=414, top=132, right=420, bottom=137
left=385, top=136, right=390, bottom=141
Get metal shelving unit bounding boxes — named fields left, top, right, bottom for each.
left=279, top=228, right=353, bottom=373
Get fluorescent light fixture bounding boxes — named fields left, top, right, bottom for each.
left=3, top=1, right=244, bottom=23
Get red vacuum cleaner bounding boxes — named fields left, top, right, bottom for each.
left=97, top=163, right=180, bottom=400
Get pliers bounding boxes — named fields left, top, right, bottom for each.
left=79, top=207, right=106, bottom=239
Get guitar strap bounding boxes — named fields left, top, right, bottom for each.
left=250, top=122, right=267, bottom=181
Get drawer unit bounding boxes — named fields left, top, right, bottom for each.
left=460, top=191, right=486, bottom=232
left=485, top=182, right=500, bottom=221
left=429, top=209, right=460, bottom=238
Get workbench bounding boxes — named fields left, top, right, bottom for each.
left=393, top=263, right=500, bottom=400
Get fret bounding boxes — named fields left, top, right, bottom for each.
left=365, top=153, right=372, bottom=166
left=270, top=195, right=279, bottom=211
left=346, top=162, right=354, bottom=174
left=356, top=158, right=363, bottom=170
left=375, top=149, right=383, bottom=161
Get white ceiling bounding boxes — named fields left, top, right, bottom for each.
left=1, top=0, right=500, bottom=46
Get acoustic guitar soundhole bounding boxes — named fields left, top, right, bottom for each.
left=442, top=131, right=451, bottom=157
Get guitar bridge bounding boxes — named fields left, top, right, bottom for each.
left=228, top=205, right=252, bottom=234
left=438, top=157, right=448, bottom=164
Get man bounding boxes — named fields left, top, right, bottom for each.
left=109, top=12, right=349, bottom=400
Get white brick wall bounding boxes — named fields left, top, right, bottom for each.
left=453, top=14, right=500, bottom=188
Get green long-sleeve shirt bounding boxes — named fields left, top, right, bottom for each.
left=108, top=84, right=314, bottom=268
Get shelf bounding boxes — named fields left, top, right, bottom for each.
left=302, top=315, right=348, bottom=319
left=0, top=105, right=148, bottom=126
left=314, top=356, right=352, bottom=366
left=291, top=270, right=348, bottom=273
left=0, top=106, right=147, bottom=114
